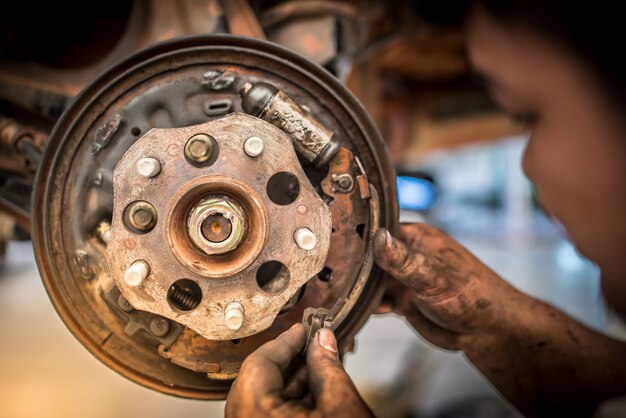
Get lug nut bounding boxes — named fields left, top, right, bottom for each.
left=136, top=157, right=161, bottom=178
left=124, top=260, right=149, bottom=287
left=185, top=133, right=214, bottom=164
left=224, top=302, right=245, bottom=330
left=294, top=227, right=317, bottom=251
left=243, top=136, right=264, bottom=157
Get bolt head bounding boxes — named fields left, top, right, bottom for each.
left=188, top=196, right=246, bottom=255
left=149, top=318, right=171, bottom=337
left=124, top=260, right=150, bottom=287
left=294, top=227, right=317, bottom=251
left=125, top=201, right=157, bottom=233
left=243, top=136, right=264, bottom=157
left=332, top=173, right=354, bottom=193
left=117, top=294, right=134, bottom=312
left=224, top=302, right=244, bottom=330
left=185, top=134, right=214, bottom=163
left=136, top=157, right=161, bottom=178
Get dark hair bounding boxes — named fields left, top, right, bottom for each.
left=411, top=0, right=626, bottom=108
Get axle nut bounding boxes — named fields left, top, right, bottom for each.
left=188, top=196, right=246, bottom=255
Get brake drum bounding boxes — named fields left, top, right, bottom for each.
left=33, top=36, right=397, bottom=399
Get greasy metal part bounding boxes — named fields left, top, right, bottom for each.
left=74, top=250, right=95, bottom=280
left=108, top=113, right=332, bottom=340
left=259, top=1, right=366, bottom=80
left=0, top=115, right=46, bottom=173
left=331, top=184, right=380, bottom=329
left=33, top=36, right=397, bottom=399
left=240, top=81, right=341, bottom=166
left=187, top=196, right=246, bottom=255
left=184, top=134, right=215, bottom=164
left=332, top=173, right=355, bottom=193
left=92, top=114, right=122, bottom=155
left=355, top=156, right=372, bottom=199
left=101, top=285, right=183, bottom=346
left=202, top=214, right=232, bottom=243
left=95, top=220, right=112, bottom=244
left=302, top=298, right=344, bottom=353
left=123, top=201, right=157, bottom=234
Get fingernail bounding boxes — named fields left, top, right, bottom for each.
left=318, top=328, right=337, bottom=353
left=385, top=230, right=393, bottom=249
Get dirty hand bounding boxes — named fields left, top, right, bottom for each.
left=225, top=324, right=374, bottom=418
left=374, top=223, right=522, bottom=350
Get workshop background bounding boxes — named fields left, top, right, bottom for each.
left=1, top=1, right=625, bottom=418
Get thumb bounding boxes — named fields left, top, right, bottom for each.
left=307, top=328, right=370, bottom=416
left=373, top=227, right=436, bottom=289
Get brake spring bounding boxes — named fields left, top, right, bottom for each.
left=167, top=283, right=201, bottom=311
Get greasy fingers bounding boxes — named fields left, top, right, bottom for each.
left=248, top=323, right=306, bottom=375
left=373, top=223, right=515, bottom=347
left=283, top=365, right=309, bottom=400
left=307, top=328, right=374, bottom=418
left=373, top=227, right=435, bottom=289
left=226, top=324, right=306, bottom=416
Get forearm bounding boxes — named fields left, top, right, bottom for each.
left=464, top=290, right=626, bottom=417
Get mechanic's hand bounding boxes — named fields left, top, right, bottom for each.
left=225, top=324, right=374, bottom=418
left=374, top=223, right=521, bottom=350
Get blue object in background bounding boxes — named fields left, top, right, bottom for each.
left=397, top=175, right=437, bottom=211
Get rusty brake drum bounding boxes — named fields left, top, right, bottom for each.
left=33, top=35, right=397, bottom=399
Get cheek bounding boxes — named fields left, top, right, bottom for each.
left=523, top=112, right=626, bottom=276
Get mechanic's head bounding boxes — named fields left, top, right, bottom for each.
left=414, top=0, right=626, bottom=313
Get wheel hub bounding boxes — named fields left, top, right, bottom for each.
left=109, top=113, right=332, bottom=340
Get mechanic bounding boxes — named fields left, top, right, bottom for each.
left=226, top=1, right=626, bottom=416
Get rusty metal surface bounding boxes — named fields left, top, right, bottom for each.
left=32, top=35, right=397, bottom=399
left=260, top=1, right=366, bottom=80
left=219, top=0, right=266, bottom=39
left=108, top=113, right=332, bottom=340
left=240, top=81, right=339, bottom=164
left=0, top=115, right=46, bottom=173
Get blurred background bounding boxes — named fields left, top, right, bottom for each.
left=1, top=1, right=625, bottom=417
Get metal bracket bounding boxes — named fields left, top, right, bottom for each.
left=301, top=298, right=345, bottom=353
